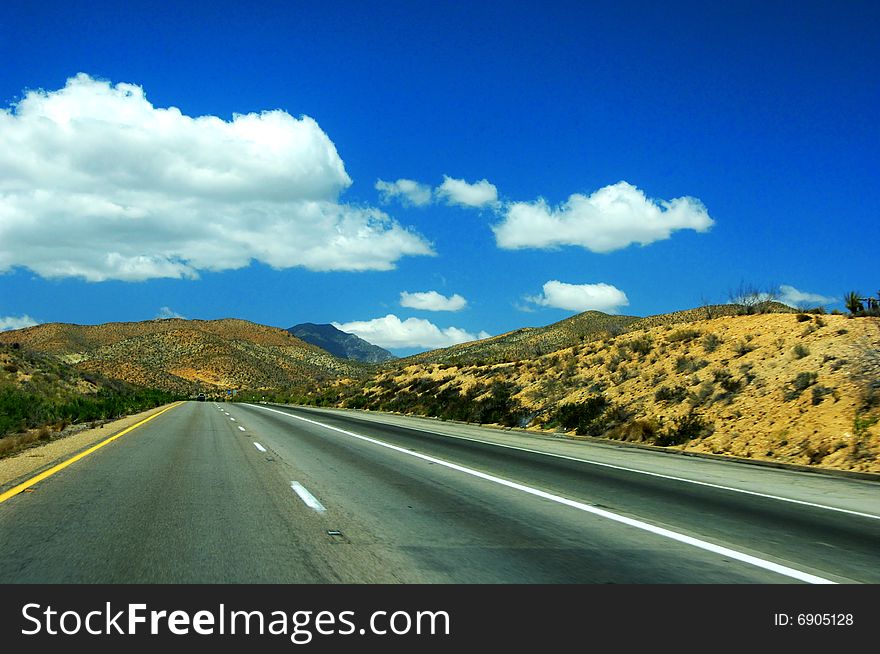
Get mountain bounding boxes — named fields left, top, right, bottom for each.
left=0, top=318, right=366, bottom=394
left=288, top=323, right=396, bottom=363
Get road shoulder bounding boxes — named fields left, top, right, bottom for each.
left=0, top=403, right=180, bottom=493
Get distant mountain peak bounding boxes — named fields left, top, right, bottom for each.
left=287, top=323, right=396, bottom=363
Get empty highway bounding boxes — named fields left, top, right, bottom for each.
left=0, top=401, right=878, bottom=583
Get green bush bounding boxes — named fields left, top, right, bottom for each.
left=732, top=340, right=756, bottom=357
left=792, top=344, right=810, bottom=359
left=675, top=356, right=708, bottom=374
left=654, top=385, right=688, bottom=403
left=667, top=329, right=701, bottom=343
left=627, top=336, right=653, bottom=356
left=0, top=382, right=179, bottom=439
left=552, top=395, right=609, bottom=435
left=702, top=333, right=722, bottom=353
left=654, top=411, right=712, bottom=446
left=784, top=372, right=818, bottom=401
left=713, top=369, right=742, bottom=394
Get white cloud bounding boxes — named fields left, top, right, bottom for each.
left=375, top=178, right=433, bottom=207
left=156, top=306, right=186, bottom=319
left=333, top=314, right=489, bottom=349
left=400, top=290, right=467, bottom=312
left=0, top=74, right=433, bottom=281
left=526, top=280, right=630, bottom=314
left=0, top=315, right=38, bottom=331
left=436, top=175, right=499, bottom=208
left=778, top=285, right=837, bottom=308
left=493, top=181, right=713, bottom=252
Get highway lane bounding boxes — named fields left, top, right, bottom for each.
left=0, top=402, right=398, bottom=583
left=240, top=403, right=880, bottom=584
left=1, top=400, right=877, bottom=583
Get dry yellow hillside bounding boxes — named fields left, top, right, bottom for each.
left=0, top=318, right=366, bottom=393
left=331, top=313, right=880, bottom=473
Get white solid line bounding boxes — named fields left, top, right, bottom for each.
left=253, top=442, right=266, bottom=452
left=249, top=404, right=836, bottom=584
left=238, top=426, right=246, bottom=432
left=290, top=481, right=327, bottom=513
left=363, top=424, right=880, bottom=521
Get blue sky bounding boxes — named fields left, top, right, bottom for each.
left=0, top=1, right=877, bottom=355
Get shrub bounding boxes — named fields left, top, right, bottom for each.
left=655, top=385, right=688, bottom=403
left=713, top=369, right=742, bottom=394
left=614, top=418, right=661, bottom=442
left=675, top=356, right=709, bottom=374
left=692, top=381, right=715, bottom=405
left=627, top=336, right=653, bottom=356
left=667, top=329, right=701, bottom=343
left=702, top=333, right=722, bottom=353
left=655, top=411, right=713, bottom=446
left=845, top=291, right=864, bottom=315
left=472, top=381, right=527, bottom=427
left=792, top=344, right=810, bottom=359
left=784, top=372, right=818, bottom=401
left=811, top=385, right=833, bottom=405
left=552, top=395, right=610, bottom=435
left=796, top=314, right=811, bottom=322
left=732, top=340, right=756, bottom=357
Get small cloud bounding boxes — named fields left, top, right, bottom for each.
left=493, top=181, right=713, bottom=252
left=333, top=314, right=488, bottom=349
left=375, top=178, right=433, bottom=207
left=156, top=306, right=186, bottom=319
left=778, top=285, right=837, bottom=308
left=436, top=175, right=499, bottom=209
left=0, top=314, right=39, bottom=331
left=400, top=290, right=467, bottom=312
left=526, top=280, right=630, bottom=314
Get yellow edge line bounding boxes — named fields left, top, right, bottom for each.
left=0, top=401, right=184, bottom=504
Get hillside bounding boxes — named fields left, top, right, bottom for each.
left=313, top=312, right=880, bottom=473
left=396, top=303, right=796, bottom=367
left=0, top=318, right=365, bottom=394
left=0, top=342, right=177, bottom=455
left=288, top=323, right=396, bottom=363
left=398, top=311, right=642, bottom=366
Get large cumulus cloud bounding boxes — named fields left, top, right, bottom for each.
left=0, top=74, right=432, bottom=281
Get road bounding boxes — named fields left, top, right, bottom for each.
left=0, top=401, right=878, bottom=583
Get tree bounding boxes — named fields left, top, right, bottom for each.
left=845, top=291, right=864, bottom=316
left=728, top=281, right=780, bottom=314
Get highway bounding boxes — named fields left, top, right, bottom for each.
left=0, top=400, right=878, bottom=583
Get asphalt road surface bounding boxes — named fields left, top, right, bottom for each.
left=1, top=401, right=878, bottom=583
